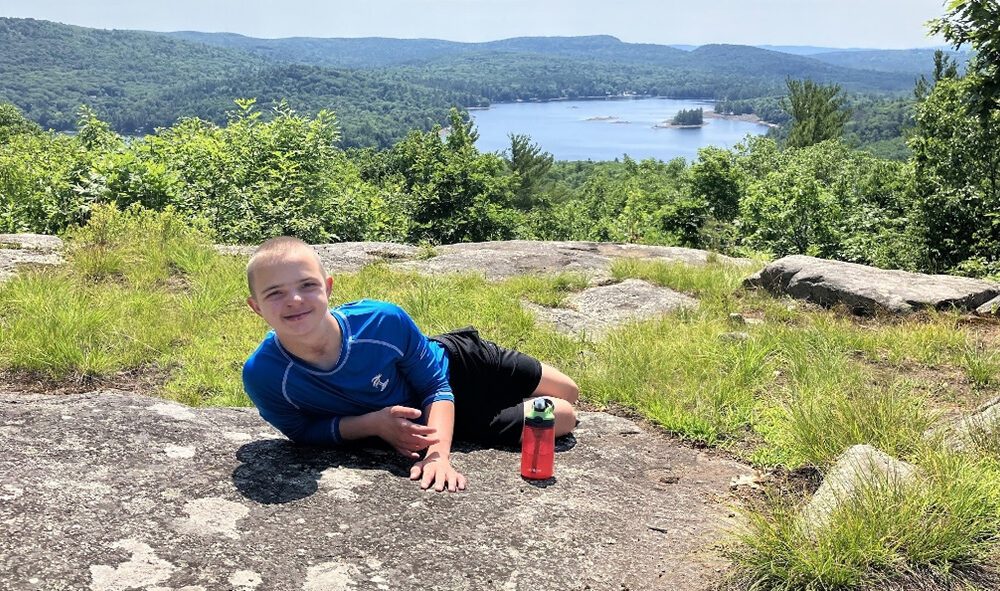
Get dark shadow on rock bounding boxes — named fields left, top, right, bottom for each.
left=234, top=431, right=580, bottom=504
left=450, top=433, right=577, bottom=454
left=232, top=438, right=411, bottom=505
left=524, top=476, right=558, bottom=488
left=555, top=433, right=577, bottom=452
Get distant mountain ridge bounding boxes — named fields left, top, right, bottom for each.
left=166, top=30, right=959, bottom=77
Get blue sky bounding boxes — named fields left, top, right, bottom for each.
left=0, top=0, right=948, bottom=48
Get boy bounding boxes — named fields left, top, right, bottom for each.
left=242, top=237, right=579, bottom=493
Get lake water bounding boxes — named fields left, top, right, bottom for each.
left=470, top=98, right=769, bottom=162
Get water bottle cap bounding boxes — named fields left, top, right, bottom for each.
left=526, top=397, right=556, bottom=426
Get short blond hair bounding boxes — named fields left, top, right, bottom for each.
left=246, top=236, right=327, bottom=297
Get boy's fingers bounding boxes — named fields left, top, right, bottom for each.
left=406, top=424, right=437, bottom=435
left=409, top=462, right=424, bottom=480
left=410, top=435, right=439, bottom=448
left=446, top=472, right=457, bottom=492
left=421, top=465, right=436, bottom=489
left=390, top=406, right=422, bottom=420
left=457, top=473, right=467, bottom=490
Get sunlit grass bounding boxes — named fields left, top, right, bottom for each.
left=730, top=450, right=1000, bottom=591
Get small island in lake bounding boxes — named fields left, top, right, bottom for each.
left=655, top=107, right=706, bottom=129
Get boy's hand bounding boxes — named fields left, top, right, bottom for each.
left=378, top=405, right=439, bottom=459
left=410, top=452, right=467, bottom=492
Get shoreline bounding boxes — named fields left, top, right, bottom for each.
left=469, top=96, right=776, bottom=128
left=653, top=122, right=706, bottom=129
left=703, top=109, right=779, bottom=128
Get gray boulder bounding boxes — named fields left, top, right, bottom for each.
left=801, top=445, right=918, bottom=530
left=0, top=391, right=753, bottom=591
left=524, top=279, right=698, bottom=338
left=945, top=397, right=1000, bottom=451
left=976, top=295, right=1000, bottom=317
left=745, top=255, right=1000, bottom=315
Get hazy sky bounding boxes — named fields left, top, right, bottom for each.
left=0, top=0, right=948, bottom=48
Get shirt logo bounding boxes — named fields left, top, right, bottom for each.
left=371, top=374, right=389, bottom=392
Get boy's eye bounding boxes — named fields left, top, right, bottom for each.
left=265, top=291, right=283, bottom=299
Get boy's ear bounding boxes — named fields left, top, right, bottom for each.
left=324, top=275, right=333, bottom=297
left=246, top=296, right=263, bottom=317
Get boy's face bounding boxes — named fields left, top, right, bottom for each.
left=246, top=248, right=333, bottom=339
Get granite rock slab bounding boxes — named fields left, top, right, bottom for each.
left=0, top=391, right=754, bottom=591
left=745, top=255, right=1000, bottom=315
left=524, top=279, right=699, bottom=338
left=216, top=242, right=421, bottom=275
left=394, top=241, right=749, bottom=282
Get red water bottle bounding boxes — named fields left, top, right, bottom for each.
left=521, top=397, right=556, bottom=480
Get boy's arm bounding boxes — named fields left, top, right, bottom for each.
left=339, top=406, right=439, bottom=458
left=251, top=388, right=438, bottom=453
left=409, top=399, right=467, bottom=492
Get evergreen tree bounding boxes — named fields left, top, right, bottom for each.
left=784, top=79, right=850, bottom=148
left=504, top=133, right=553, bottom=210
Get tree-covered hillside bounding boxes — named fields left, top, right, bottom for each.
left=166, top=30, right=922, bottom=92
left=0, top=17, right=938, bottom=148
left=0, top=18, right=467, bottom=145
left=0, top=18, right=261, bottom=130
left=168, top=31, right=470, bottom=68
left=810, top=48, right=970, bottom=75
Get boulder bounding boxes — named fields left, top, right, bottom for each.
left=0, top=233, right=64, bottom=282
left=0, top=391, right=754, bottom=591
left=801, top=444, right=918, bottom=530
left=945, top=397, right=1000, bottom=451
left=745, top=255, right=1000, bottom=315
left=976, top=295, right=1000, bottom=317
left=523, top=279, right=698, bottom=338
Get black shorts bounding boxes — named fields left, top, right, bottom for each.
left=430, top=327, right=543, bottom=447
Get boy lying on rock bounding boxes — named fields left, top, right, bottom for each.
left=241, top=237, right=579, bottom=493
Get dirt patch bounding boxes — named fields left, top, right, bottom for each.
left=0, top=365, right=172, bottom=397
left=852, top=353, right=998, bottom=420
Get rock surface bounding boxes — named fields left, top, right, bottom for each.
left=745, top=255, right=1000, bottom=315
left=0, top=391, right=753, bottom=591
left=801, top=444, right=918, bottom=529
left=220, top=240, right=751, bottom=283
left=945, top=397, right=1000, bottom=451
left=217, top=242, right=421, bottom=275
left=0, top=233, right=64, bottom=281
left=395, top=241, right=749, bottom=282
left=524, top=279, right=699, bottom=338
left=977, top=295, right=1000, bottom=317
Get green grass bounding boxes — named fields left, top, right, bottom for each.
left=731, top=451, right=1000, bottom=591
left=2, top=205, right=999, bottom=590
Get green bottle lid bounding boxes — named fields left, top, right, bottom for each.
left=525, top=396, right=556, bottom=428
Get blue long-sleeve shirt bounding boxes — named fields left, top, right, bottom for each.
left=242, top=299, right=453, bottom=445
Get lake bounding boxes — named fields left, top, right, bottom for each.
left=470, top=97, right=769, bottom=162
